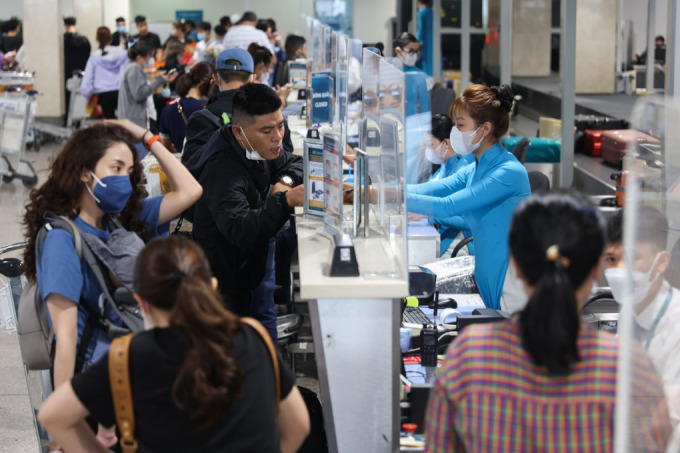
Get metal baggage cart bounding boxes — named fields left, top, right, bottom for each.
left=0, top=242, right=52, bottom=453
left=0, top=87, right=39, bottom=187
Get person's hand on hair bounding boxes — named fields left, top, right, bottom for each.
left=104, top=118, right=147, bottom=142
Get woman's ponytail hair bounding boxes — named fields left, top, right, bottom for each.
left=96, top=26, right=111, bottom=56
left=133, top=236, right=243, bottom=430
left=175, top=62, right=215, bottom=98
left=508, top=191, right=604, bottom=375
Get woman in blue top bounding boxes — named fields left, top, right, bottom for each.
left=22, top=120, right=202, bottom=447
left=408, top=84, right=530, bottom=310
left=423, top=114, right=474, bottom=256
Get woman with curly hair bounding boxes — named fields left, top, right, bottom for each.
left=23, top=119, right=201, bottom=447
left=38, top=236, right=310, bottom=452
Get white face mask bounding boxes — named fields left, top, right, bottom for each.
left=449, top=125, right=484, bottom=156
left=238, top=127, right=265, bottom=161
left=425, top=141, right=445, bottom=165
left=398, top=49, right=418, bottom=67
left=145, top=57, right=155, bottom=68
left=604, top=253, right=662, bottom=307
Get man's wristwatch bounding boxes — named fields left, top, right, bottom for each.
left=278, top=175, right=294, bottom=188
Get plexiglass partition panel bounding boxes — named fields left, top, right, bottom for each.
left=355, top=58, right=407, bottom=280
left=347, top=39, right=363, bottom=148
left=404, top=71, right=433, bottom=184
left=614, top=97, right=680, bottom=453
left=334, top=34, right=349, bottom=164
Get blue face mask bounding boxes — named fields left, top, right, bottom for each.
left=86, top=172, right=133, bottom=213
left=197, top=33, right=206, bottom=42
left=117, top=25, right=126, bottom=34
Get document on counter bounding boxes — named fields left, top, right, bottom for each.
left=439, top=293, right=485, bottom=308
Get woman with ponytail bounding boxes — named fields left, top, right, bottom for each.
left=38, top=236, right=310, bottom=453
left=80, top=26, right=129, bottom=119
left=425, top=191, right=671, bottom=452
left=407, top=84, right=530, bottom=312
left=159, top=62, right=215, bottom=152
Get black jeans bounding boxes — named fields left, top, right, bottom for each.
left=98, top=90, right=119, bottom=119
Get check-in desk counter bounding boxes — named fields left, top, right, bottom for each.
left=295, top=210, right=408, bottom=453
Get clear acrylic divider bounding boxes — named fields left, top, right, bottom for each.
left=614, top=96, right=680, bottom=452
left=404, top=71, right=433, bottom=184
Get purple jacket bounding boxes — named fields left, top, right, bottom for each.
left=80, top=46, right=128, bottom=99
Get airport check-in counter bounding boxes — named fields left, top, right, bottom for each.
left=295, top=208, right=408, bottom=453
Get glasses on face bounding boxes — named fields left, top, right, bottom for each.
left=400, top=47, right=421, bottom=56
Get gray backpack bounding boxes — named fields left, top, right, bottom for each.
left=17, top=214, right=143, bottom=371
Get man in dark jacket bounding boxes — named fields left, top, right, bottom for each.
left=192, top=83, right=304, bottom=341
left=63, top=17, right=91, bottom=119
left=183, top=47, right=293, bottom=168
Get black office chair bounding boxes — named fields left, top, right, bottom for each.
left=430, top=85, right=456, bottom=117
left=450, top=236, right=474, bottom=258
left=528, top=171, right=550, bottom=193
left=512, top=137, right=531, bottom=165
left=580, top=290, right=619, bottom=316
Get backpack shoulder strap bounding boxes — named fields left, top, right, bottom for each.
left=36, top=214, right=83, bottom=265
left=177, top=100, right=189, bottom=125
left=241, top=317, right=280, bottom=412
left=109, top=333, right=138, bottom=453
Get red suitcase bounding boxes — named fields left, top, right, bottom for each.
left=583, top=129, right=606, bottom=157
left=601, top=130, right=660, bottom=166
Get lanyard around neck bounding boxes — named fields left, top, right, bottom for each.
left=645, top=286, right=673, bottom=349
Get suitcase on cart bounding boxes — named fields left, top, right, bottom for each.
left=583, top=130, right=606, bottom=157
left=601, top=130, right=660, bottom=166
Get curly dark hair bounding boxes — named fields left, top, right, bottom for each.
left=22, top=124, right=147, bottom=278
left=134, top=236, right=244, bottom=430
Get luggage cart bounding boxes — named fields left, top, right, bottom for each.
left=0, top=242, right=51, bottom=453
left=0, top=89, right=39, bottom=187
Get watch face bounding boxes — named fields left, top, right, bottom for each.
left=281, top=176, right=293, bottom=186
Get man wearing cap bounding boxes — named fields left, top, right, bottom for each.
left=183, top=47, right=293, bottom=168
left=223, top=11, right=273, bottom=52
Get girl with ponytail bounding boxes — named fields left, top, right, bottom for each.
left=80, top=26, right=128, bottom=119
left=425, top=191, right=672, bottom=452
left=38, top=236, right=310, bottom=453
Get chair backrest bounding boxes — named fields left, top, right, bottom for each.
left=430, top=85, right=456, bottom=117
left=512, top=137, right=531, bottom=164
left=528, top=171, right=550, bottom=193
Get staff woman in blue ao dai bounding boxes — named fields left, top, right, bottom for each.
left=407, top=84, right=530, bottom=311
left=423, top=114, right=474, bottom=257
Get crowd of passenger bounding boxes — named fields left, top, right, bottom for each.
left=0, top=5, right=676, bottom=452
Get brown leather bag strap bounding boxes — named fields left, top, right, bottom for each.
left=109, top=333, right=138, bottom=453
left=241, top=317, right=280, bottom=413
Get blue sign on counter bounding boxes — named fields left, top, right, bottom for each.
left=311, top=74, right=333, bottom=124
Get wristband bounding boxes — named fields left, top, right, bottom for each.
left=144, top=134, right=161, bottom=150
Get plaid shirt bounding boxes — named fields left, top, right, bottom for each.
left=425, top=317, right=671, bottom=452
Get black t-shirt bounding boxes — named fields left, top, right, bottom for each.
left=0, top=35, right=22, bottom=53
left=134, top=32, right=162, bottom=51
left=71, top=325, right=294, bottom=452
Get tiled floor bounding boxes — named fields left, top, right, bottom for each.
left=0, top=138, right=62, bottom=453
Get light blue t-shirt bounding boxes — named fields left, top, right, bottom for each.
left=37, top=196, right=168, bottom=368
left=407, top=143, right=530, bottom=308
